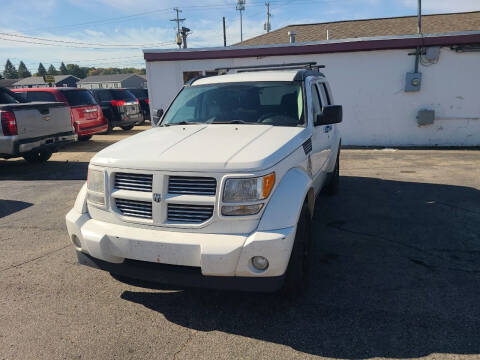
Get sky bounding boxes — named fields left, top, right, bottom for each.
left=0, top=0, right=479, bottom=74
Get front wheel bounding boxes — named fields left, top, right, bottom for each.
left=280, top=203, right=312, bottom=296
left=121, top=125, right=134, bottom=131
left=22, top=149, right=53, bottom=163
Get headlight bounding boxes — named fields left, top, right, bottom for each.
left=223, top=173, right=275, bottom=203
left=87, top=168, right=105, bottom=206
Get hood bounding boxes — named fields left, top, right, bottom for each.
left=91, top=124, right=308, bottom=172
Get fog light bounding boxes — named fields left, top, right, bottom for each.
left=251, top=256, right=269, bottom=271
left=71, top=235, right=81, bottom=249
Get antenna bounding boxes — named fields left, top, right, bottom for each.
left=170, top=7, right=185, bottom=48
left=236, top=0, right=246, bottom=42
left=264, top=2, right=271, bottom=33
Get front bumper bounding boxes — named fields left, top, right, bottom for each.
left=66, top=208, right=296, bottom=292
left=0, top=131, right=77, bottom=158
left=76, top=123, right=109, bottom=137
left=76, top=251, right=284, bottom=292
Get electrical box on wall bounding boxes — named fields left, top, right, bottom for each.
left=417, top=109, right=435, bottom=126
left=405, top=72, right=422, bottom=92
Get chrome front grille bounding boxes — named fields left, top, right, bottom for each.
left=114, top=173, right=152, bottom=192
left=168, top=176, right=216, bottom=196
left=115, top=198, right=152, bottom=219
left=167, top=204, right=214, bottom=223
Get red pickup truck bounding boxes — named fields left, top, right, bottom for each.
left=13, top=88, right=108, bottom=141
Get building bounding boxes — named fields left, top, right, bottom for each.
left=0, top=78, right=18, bottom=89
left=237, top=11, right=480, bottom=46
left=77, top=74, right=147, bottom=89
left=12, top=75, right=79, bottom=88
left=143, top=11, right=480, bottom=147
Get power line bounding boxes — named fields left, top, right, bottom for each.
left=0, top=32, right=175, bottom=48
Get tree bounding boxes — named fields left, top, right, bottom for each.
left=47, top=64, right=57, bottom=75
left=59, top=62, right=67, bottom=75
left=3, top=59, right=18, bottom=79
left=17, top=61, right=31, bottom=78
left=37, top=63, right=47, bottom=77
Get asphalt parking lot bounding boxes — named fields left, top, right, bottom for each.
left=1, top=127, right=479, bottom=360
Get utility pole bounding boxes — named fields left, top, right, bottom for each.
left=170, top=7, right=185, bottom=48
left=264, top=2, right=271, bottom=33
left=236, top=0, right=246, bottom=42
left=222, top=17, right=227, bottom=47
left=180, top=26, right=191, bottom=49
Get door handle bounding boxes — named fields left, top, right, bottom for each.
left=324, top=125, right=332, bottom=133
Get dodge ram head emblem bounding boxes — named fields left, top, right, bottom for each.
left=153, top=193, right=161, bottom=202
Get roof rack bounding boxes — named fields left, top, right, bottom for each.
left=215, top=62, right=325, bottom=74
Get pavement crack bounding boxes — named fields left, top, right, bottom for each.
left=0, top=245, right=70, bottom=273
left=327, top=222, right=480, bottom=274
left=435, top=201, right=480, bottom=215
left=172, top=330, right=195, bottom=360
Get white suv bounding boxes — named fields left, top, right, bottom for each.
left=66, top=64, right=342, bottom=294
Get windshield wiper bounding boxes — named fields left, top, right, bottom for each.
left=210, top=120, right=257, bottom=125
left=164, top=121, right=203, bottom=126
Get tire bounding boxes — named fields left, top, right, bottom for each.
left=280, top=203, right=312, bottom=296
left=22, top=149, right=53, bottom=163
left=324, top=149, right=340, bottom=195
left=78, top=135, right=92, bottom=142
left=106, top=119, right=114, bottom=133
left=121, top=125, right=135, bottom=131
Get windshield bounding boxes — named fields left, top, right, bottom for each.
left=127, top=89, right=148, bottom=99
left=63, top=90, right=97, bottom=106
left=162, top=82, right=304, bottom=127
left=112, top=89, right=137, bottom=102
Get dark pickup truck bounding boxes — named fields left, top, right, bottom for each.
left=0, top=87, right=77, bottom=163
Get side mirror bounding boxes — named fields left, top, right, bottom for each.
left=316, top=105, right=342, bottom=126
left=152, top=108, right=164, bottom=126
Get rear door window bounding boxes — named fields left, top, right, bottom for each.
left=62, top=90, right=97, bottom=106
left=0, top=89, right=24, bottom=104
left=26, top=91, right=57, bottom=102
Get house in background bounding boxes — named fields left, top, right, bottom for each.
left=12, top=75, right=79, bottom=88
left=0, top=78, right=19, bottom=89
left=77, top=74, right=147, bottom=89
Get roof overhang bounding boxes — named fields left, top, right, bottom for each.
left=144, top=31, right=480, bottom=62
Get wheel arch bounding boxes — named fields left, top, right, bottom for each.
left=258, top=167, right=313, bottom=231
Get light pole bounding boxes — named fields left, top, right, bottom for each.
left=236, top=0, right=246, bottom=42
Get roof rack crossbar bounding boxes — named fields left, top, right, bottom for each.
left=215, top=62, right=325, bottom=72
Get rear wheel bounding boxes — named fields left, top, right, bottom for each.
left=121, top=125, right=134, bottom=131
left=22, top=149, right=53, bottom=163
left=280, top=203, right=312, bottom=296
left=78, top=135, right=92, bottom=142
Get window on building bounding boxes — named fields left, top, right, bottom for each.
left=183, top=71, right=202, bottom=84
